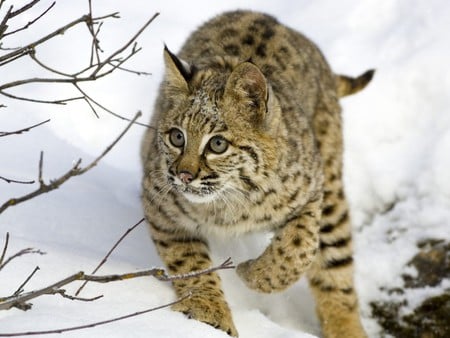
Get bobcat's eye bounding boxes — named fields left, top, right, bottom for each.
left=169, top=128, right=185, bottom=148
left=208, top=136, right=228, bottom=154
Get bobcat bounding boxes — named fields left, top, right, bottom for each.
left=141, top=10, right=373, bottom=337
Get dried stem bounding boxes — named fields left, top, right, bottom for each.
left=0, top=176, right=34, bottom=184
left=75, top=218, right=145, bottom=296
left=0, top=294, right=190, bottom=337
left=8, top=0, right=40, bottom=18
left=2, top=2, right=55, bottom=38
left=0, top=119, right=50, bottom=137
left=55, top=289, right=103, bottom=302
left=0, top=258, right=234, bottom=311
left=0, top=89, right=83, bottom=105
left=0, top=232, right=9, bottom=266
left=13, top=266, right=40, bottom=297
left=0, top=246, right=45, bottom=272
left=0, top=111, right=142, bottom=215
left=0, top=9, right=158, bottom=124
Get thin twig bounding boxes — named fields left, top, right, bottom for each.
left=0, top=0, right=7, bottom=11
left=0, top=176, right=34, bottom=184
left=0, top=247, right=45, bottom=271
left=0, top=272, right=84, bottom=310
left=13, top=266, right=40, bottom=296
left=1, top=11, right=157, bottom=124
left=0, top=258, right=234, bottom=311
left=75, top=218, right=145, bottom=296
left=86, top=0, right=102, bottom=65
left=0, top=5, right=13, bottom=39
left=55, top=289, right=103, bottom=302
left=159, top=257, right=235, bottom=281
left=0, top=111, right=142, bottom=215
left=37, top=151, right=44, bottom=185
left=80, top=92, right=100, bottom=118
left=3, top=2, right=55, bottom=37
left=78, top=110, right=141, bottom=175
left=0, top=119, right=50, bottom=137
left=28, top=49, right=72, bottom=77
left=0, top=12, right=119, bottom=65
left=0, top=294, right=190, bottom=337
left=91, top=12, right=159, bottom=77
left=0, top=13, right=157, bottom=84
left=8, top=0, right=40, bottom=18
left=0, top=89, right=83, bottom=105
left=0, top=232, right=9, bottom=267
left=73, top=82, right=150, bottom=124
left=110, top=64, right=152, bottom=76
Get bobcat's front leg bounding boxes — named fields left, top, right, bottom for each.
left=237, top=196, right=322, bottom=293
left=149, top=221, right=238, bottom=337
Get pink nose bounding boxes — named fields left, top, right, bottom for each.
left=178, top=171, right=193, bottom=184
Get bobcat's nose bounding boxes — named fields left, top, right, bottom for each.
left=178, top=170, right=194, bottom=184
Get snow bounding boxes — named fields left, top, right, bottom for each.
left=1, top=0, right=450, bottom=337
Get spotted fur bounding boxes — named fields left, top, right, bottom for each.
left=141, top=10, right=372, bottom=337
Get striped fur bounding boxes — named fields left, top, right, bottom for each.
left=141, top=10, right=371, bottom=337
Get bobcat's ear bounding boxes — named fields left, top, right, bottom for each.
left=163, top=45, right=192, bottom=93
left=224, top=62, right=268, bottom=126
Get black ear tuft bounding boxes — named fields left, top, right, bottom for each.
left=164, top=45, right=193, bottom=81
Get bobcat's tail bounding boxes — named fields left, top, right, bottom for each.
left=335, top=69, right=375, bottom=98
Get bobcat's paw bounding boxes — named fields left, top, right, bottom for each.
left=236, top=259, right=274, bottom=293
left=172, top=291, right=238, bottom=337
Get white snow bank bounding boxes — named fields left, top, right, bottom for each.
left=1, top=0, right=450, bottom=337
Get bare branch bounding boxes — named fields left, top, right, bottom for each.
left=0, top=12, right=120, bottom=66
left=0, top=111, right=142, bottom=215
left=0, top=176, right=35, bottom=184
left=0, top=0, right=7, bottom=11
left=158, top=257, right=236, bottom=282
left=0, top=154, right=82, bottom=215
left=3, top=2, right=55, bottom=37
left=78, top=111, right=141, bottom=174
left=0, top=294, right=190, bottom=337
left=0, top=258, right=234, bottom=311
left=90, top=12, right=159, bottom=78
left=0, top=232, right=9, bottom=266
left=0, top=272, right=83, bottom=310
left=110, top=64, right=152, bottom=76
left=8, top=0, right=40, bottom=18
left=1, top=10, right=157, bottom=124
left=55, top=289, right=103, bottom=302
left=86, top=0, right=102, bottom=65
left=28, top=49, right=72, bottom=77
left=0, top=247, right=45, bottom=272
left=75, top=218, right=145, bottom=296
left=0, top=5, right=12, bottom=39
left=0, top=118, right=50, bottom=137
left=13, top=266, right=40, bottom=297
left=73, top=82, right=149, bottom=123
left=0, top=89, right=83, bottom=105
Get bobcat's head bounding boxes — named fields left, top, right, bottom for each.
left=155, top=47, right=281, bottom=204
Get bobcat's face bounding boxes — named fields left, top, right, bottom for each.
left=158, top=91, right=262, bottom=204
left=154, top=49, right=279, bottom=204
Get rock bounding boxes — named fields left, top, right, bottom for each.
left=403, top=239, right=450, bottom=288
left=370, top=239, right=450, bottom=338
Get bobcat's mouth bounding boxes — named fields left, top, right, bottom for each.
left=168, top=176, right=220, bottom=203
left=181, top=189, right=218, bottom=203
